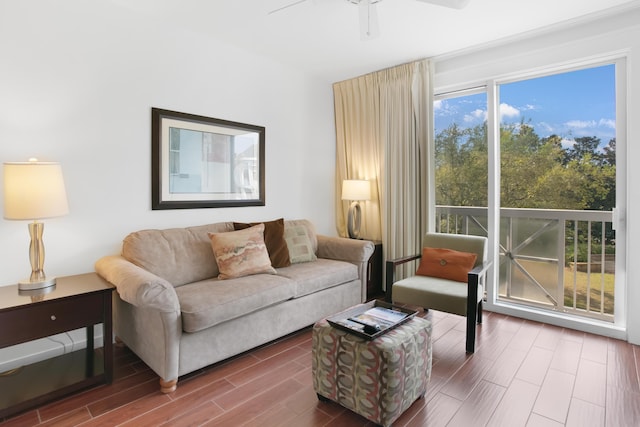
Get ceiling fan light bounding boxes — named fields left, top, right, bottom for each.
left=358, top=0, right=380, bottom=41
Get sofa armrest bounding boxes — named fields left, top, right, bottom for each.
left=316, top=235, right=374, bottom=262
left=95, top=255, right=180, bottom=313
left=317, top=235, right=374, bottom=302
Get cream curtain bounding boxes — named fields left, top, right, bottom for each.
left=334, top=59, right=433, bottom=288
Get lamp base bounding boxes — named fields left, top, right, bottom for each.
left=18, top=276, right=57, bottom=291
left=347, top=201, right=362, bottom=239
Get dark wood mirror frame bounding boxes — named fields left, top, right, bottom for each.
left=151, top=108, right=265, bottom=210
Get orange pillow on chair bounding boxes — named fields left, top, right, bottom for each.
left=415, top=247, right=477, bottom=283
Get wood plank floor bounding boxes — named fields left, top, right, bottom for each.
left=2, top=307, right=639, bottom=427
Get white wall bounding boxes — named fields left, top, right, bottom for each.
left=2, top=2, right=638, bottom=373
left=433, top=6, right=640, bottom=344
left=0, top=0, right=337, bottom=287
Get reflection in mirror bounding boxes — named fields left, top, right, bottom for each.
left=168, top=128, right=260, bottom=199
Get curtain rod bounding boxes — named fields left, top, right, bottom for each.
left=334, top=58, right=430, bottom=85
left=434, top=85, right=487, bottom=98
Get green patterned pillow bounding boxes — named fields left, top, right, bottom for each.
left=284, top=225, right=317, bottom=264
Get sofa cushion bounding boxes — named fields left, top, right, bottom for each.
left=175, top=274, right=295, bottom=333
left=392, top=275, right=483, bottom=317
left=122, top=222, right=233, bottom=286
left=278, top=258, right=358, bottom=298
left=208, top=224, right=277, bottom=279
left=233, top=218, right=291, bottom=268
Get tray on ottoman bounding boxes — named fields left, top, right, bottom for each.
left=327, top=300, right=417, bottom=340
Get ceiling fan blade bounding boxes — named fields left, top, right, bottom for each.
left=268, top=0, right=310, bottom=15
left=359, top=0, right=380, bottom=41
left=415, top=0, right=471, bottom=9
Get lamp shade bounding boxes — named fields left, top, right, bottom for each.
left=3, top=160, right=69, bottom=220
left=341, top=179, right=370, bottom=201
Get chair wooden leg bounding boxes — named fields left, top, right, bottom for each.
left=466, top=272, right=480, bottom=353
left=477, top=300, right=483, bottom=324
left=466, top=308, right=477, bottom=353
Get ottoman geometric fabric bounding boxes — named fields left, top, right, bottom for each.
left=312, top=314, right=432, bottom=427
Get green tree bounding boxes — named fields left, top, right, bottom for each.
left=435, top=120, right=616, bottom=212
left=564, top=136, right=603, bottom=165
left=500, top=121, right=568, bottom=208
left=434, top=122, right=487, bottom=207
left=600, top=138, right=616, bottom=212
left=603, top=138, right=616, bottom=166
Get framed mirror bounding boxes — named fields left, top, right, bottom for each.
left=151, top=108, right=265, bottom=209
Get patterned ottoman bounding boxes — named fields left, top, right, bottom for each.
left=312, top=311, right=432, bottom=427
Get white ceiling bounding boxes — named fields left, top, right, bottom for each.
left=115, top=0, right=640, bottom=82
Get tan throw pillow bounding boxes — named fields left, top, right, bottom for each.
left=233, top=218, right=291, bottom=268
left=284, top=225, right=317, bottom=264
left=415, top=247, right=477, bottom=283
left=208, top=224, right=276, bottom=279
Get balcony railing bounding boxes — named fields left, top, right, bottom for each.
left=435, top=205, right=615, bottom=322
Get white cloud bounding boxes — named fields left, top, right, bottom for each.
left=565, top=120, right=596, bottom=129
left=537, top=122, right=554, bottom=133
left=434, top=99, right=457, bottom=117
left=500, top=103, right=520, bottom=119
left=464, top=109, right=486, bottom=123
left=599, top=118, right=616, bottom=129
left=564, top=119, right=615, bottom=130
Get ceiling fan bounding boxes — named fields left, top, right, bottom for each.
left=268, top=0, right=471, bottom=40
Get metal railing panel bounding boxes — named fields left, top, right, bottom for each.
left=435, top=206, right=615, bottom=322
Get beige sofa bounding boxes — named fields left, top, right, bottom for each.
left=95, top=219, right=374, bottom=392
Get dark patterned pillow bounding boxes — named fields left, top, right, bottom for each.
left=233, top=218, right=291, bottom=268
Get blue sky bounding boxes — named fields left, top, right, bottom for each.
left=434, top=64, right=616, bottom=150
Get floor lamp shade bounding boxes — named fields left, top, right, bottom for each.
left=342, top=180, right=370, bottom=239
left=3, top=160, right=69, bottom=290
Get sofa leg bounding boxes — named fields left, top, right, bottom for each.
left=160, top=378, right=177, bottom=394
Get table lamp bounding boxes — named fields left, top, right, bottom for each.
left=342, top=179, right=370, bottom=239
left=3, top=159, right=69, bottom=290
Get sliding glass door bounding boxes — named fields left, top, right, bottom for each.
left=434, top=61, right=625, bottom=327
left=497, top=64, right=618, bottom=322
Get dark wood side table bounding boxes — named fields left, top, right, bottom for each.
left=367, top=241, right=383, bottom=300
left=0, top=273, right=114, bottom=419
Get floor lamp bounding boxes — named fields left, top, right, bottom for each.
left=3, top=159, right=69, bottom=290
left=342, top=179, right=370, bottom=239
